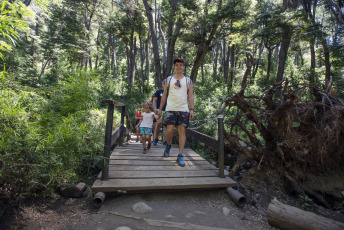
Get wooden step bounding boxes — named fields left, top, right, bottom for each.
left=92, top=177, right=236, bottom=193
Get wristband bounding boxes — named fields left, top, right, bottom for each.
left=190, top=108, right=194, bottom=111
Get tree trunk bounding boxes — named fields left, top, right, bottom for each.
left=145, top=35, right=150, bottom=83
left=267, top=198, right=344, bottom=230
left=89, top=56, right=92, bottom=69
left=274, top=45, right=279, bottom=63
left=139, top=38, right=145, bottom=95
left=229, top=44, right=235, bottom=89
left=164, top=0, right=181, bottom=78
left=112, top=35, right=117, bottom=79
left=108, top=34, right=111, bottom=74
left=213, top=42, right=219, bottom=81
left=252, top=42, right=264, bottom=80
left=38, top=58, right=50, bottom=82
left=158, top=9, right=166, bottom=72
left=201, top=63, right=204, bottom=82
left=266, top=47, right=272, bottom=90
left=309, top=38, right=316, bottom=83
left=143, top=0, right=162, bottom=87
left=190, top=23, right=220, bottom=82
left=276, top=30, right=292, bottom=97
left=224, top=41, right=230, bottom=83
left=321, top=38, right=331, bottom=88
left=128, top=29, right=135, bottom=85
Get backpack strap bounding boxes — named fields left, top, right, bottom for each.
left=166, top=76, right=173, bottom=97
left=185, top=77, right=191, bottom=95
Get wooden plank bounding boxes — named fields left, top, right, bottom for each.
left=108, top=165, right=218, bottom=171
left=111, top=149, right=202, bottom=157
left=114, top=146, right=197, bottom=151
left=98, top=170, right=220, bottom=179
left=105, top=100, right=126, bottom=106
left=109, top=160, right=210, bottom=166
left=111, top=152, right=202, bottom=158
left=91, top=177, right=237, bottom=192
left=111, top=125, right=124, bottom=147
left=186, top=129, right=218, bottom=150
left=109, top=155, right=206, bottom=161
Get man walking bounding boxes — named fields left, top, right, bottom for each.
left=152, top=87, right=166, bottom=146
left=158, top=57, right=194, bottom=167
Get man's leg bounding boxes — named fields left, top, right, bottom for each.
left=163, top=124, right=174, bottom=157
left=176, top=125, right=186, bottom=166
left=153, top=118, right=162, bottom=145
left=176, top=112, right=189, bottom=167
left=165, top=124, right=174, bottom=145
left=177, top=125, right=186, bottom=154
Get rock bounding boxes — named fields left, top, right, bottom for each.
left=222, top=207, right=230, bottom=216
left=165, top=215, right=175, bottom=219
left=115, top=227, right=132, bottom=230
left=59, top=182, right=87, bottom=198
left=131, top=202, right=153, bottom=214
left=238, top=213, right=248, bottom=220
left=186, top=213, right=195, bottom=218
left=194, top=211, right=206, bottom=215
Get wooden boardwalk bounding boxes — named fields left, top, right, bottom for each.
left=91, top=139, right=236, bottom=193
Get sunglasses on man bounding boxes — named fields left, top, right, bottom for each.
left=174, top=80, right=181, bottom=88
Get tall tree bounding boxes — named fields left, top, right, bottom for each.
left=182, top=0, right=248, bottom=82
left=275, top=0, right=298, bottom=97
left=143, top=0, right=162, bottom=87
left=162, top=0, right=182, bottom=78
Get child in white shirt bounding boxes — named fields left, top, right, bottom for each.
left=137, top=101, right=159, bottom=154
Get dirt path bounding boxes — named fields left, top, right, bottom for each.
left=1, top=189, right=272, bottom=230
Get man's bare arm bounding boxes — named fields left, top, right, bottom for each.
left=188, top=80, right=194, bottom=120
left=158, top=81, right=168, bottom=118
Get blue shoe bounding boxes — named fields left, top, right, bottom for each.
left=177, top=154, right=185, bottom=167
left=163, top=141, right=167, bottom=146
left=163, top=145, right=171, bottom=157
left=152, top=139, right=158, bottom=146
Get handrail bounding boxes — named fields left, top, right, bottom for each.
left=186, top=115, right=225, bottom=178
left=101, top=100, right=131, bottom=181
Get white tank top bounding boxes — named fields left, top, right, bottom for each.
left=166, top=76, right=189, bottom=112
left=139, top=112, right=154, bottom=128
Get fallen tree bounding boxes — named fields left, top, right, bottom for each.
left=218, top=52, right=344, bottom=208
left=267, top=198, right=344, bottom=230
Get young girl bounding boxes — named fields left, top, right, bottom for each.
left=137, top=101, right=159, bottom=154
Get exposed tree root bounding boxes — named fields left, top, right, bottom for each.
left=219, top=52, right=344, bottom=208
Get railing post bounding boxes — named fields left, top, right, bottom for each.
left=102, top=102, right=114, bottom=181
left=218, top=115, right=225, bottom=178
left=121, top=106, right=125, bottom=124
left=125, top=106, right=131, bottom=141
left=119, top=106, right=125, bottom=146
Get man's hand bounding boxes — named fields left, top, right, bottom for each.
left=158, top=110, right=162, bottom=119
left=189, top=110, right=194, bottom=120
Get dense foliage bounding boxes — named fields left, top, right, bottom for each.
left=0, top=0, right=343, bottom=206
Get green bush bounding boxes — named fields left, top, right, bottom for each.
left=0, top=71, right=122, bottom=204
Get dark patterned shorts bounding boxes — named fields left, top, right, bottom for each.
left=164, top=111, right=189, bottom=127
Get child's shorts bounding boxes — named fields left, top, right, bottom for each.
left=140, top=127, right=153, bottom=135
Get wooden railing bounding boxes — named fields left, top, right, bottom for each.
left=101, top=100, right=131, bottom=181
left=186, top=115, right=225, bottom=178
